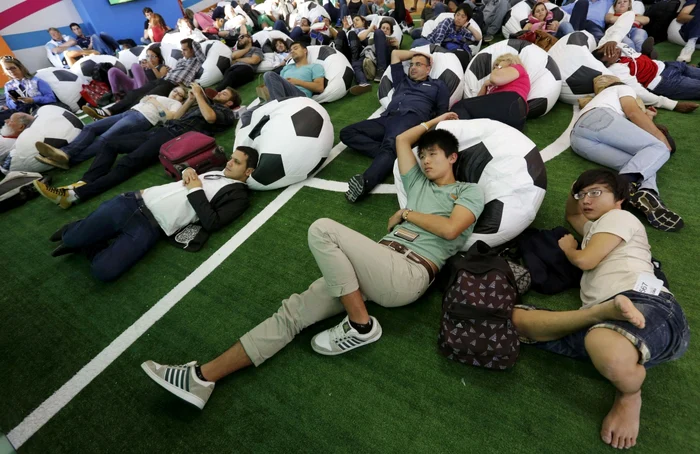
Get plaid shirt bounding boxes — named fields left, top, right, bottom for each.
left=164, top=41, right=206, bottom=85
left=427, top=19, right=474, bottom=50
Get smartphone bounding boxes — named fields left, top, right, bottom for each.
left=8, top=89, right=21, bottom=100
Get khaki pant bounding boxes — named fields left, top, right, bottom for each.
left=240, top=218, right=432, bottom=366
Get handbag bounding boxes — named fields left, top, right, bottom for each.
left=80, top=80, right=111, bottom=107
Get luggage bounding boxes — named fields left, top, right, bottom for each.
left=0, top=171, right=47, bottom=213
left=159, top=131, right=227, bottom=180
left=437, top=241, right=521, bottom=370
left=80, top=80, right=111, bottom=107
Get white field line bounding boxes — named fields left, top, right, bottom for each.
left=540, top=104, right=580, bottom=163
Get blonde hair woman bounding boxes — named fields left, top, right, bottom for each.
left=449, top=53, right=531, bottom=130
left=1, top=56, right=59, bottom=122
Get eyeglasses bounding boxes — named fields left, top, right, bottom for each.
left=573, top=189, right=610, bottom=200
left=1, top=56, right=15, bottom=61
left=409, top=62, right=428, bottom=68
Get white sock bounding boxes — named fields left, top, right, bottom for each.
left=66, top=189, right=77, bottom=203
left=685, top=37, right=698, bottom=51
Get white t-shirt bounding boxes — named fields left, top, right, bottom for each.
left=0, top=136, right=17, bottom=163
left=131, top=96, right=182, bottom=125
left=579, top=84, right=637, bottom=118
left=579, top=209, right=664, bottom=308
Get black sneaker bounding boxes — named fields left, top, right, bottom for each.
left=345, top=174, right=367, bottom=203
left=628, top=187, right=684, bottom=232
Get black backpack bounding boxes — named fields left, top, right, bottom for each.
left=92, top=62, right=113, bottom=83
left=437, top=241, right=521, bottom=370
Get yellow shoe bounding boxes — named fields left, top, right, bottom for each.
left=32, top=180, right=73, bottom=209
left=57, top=181, right=86, bottom=190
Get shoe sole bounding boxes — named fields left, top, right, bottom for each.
left=140, top=363, right=206, bottom=410
left=36, top=155, right=69, bottom=170
left=630, top=192, right=684, bottom=232
left=36, top=142, right=69, bottom=165
left=33, top=180, right=71, bottom=209
left=350, top=86, right=371, bottom=95
left=345, top=176, right=365, bottom=202
left=311, top=325, right=383, bottom=356
left=82, top=106, right=106, bottom=119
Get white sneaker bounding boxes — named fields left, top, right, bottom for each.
left=141, top=360, right=214, bottom=409
left=678, top=39, right=697, bottom=62
left=311, top=316, right=382, bottom=356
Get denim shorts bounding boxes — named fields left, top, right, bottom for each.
left=526, top=291, right=690, bottom=369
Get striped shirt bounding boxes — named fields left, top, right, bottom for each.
left=164, top=41, right=206, bottom=85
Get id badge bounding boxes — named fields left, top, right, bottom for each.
left=633, top=273, right=663, bottom=296
left=393, top=228, right=419, bottom=242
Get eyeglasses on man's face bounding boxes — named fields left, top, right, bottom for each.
left=573, top=189, right=610, bottom=200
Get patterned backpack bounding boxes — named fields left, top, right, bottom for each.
left=438, top=241, right=521, bottom=370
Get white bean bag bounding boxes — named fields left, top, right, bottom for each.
left=233, top=97, right=333, bottom=190
left=393, top=119, right=546, bottom=249
left=366, top=14, right=404, bottom=48
left=502, top=1, right=569, bottom=39
left=288, top=1, right=330, bottom=29
left=668, top=19, right=700, bottom=49
left=378, top=44, right=464, bottom=109
left=161, top=29, right=208, bottom=45
left=117, top=46, right=146, bottom=71
left=11, top=106, right=83, bottom=173
left=252, top=30, right=294, bottom=73
left=197, top=40, right=233, bottom=87
left=421, top=13, right=483, bottom=55
left=305, top=45, right=353, bottom=103
left=464, top=39, right=561, bottom=118
left=70, top=55, right=126, bottom=81
left=224, top=4, right=256, bottom=29
left=139, top=42, right=184, bottom=70
left=548, top=31, right=612, bottom=104
left=35, top=68, right=87, bottom=113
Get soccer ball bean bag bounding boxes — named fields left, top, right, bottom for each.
left=393, top=119, right=546, bottom=249
left=305, top=45, right=353, bottom=103
left=421, top=13, right=483, bottom=55
left=117, top=46, right=146, bottom=72
left=366, top=14, right=404, bottom=48
left=70, top=55, right=126, bottom=81
left=288, top=1, right=330, bottom=29
left=252, top=30, right=294, bottom=73
left=233, top=97, right=333, bottom=190
left=378, top=44, right=465, bottom=110
left=196, top=40, right=233, bottom=87
left=35, top=68, right=87, bottom=113
left=11, top=106, right=83, bottom=173
left=668, top=18, right=700, bottom=49
left=548, top=31, right=612, bottom=104
left=464, top=39, right=561, bottom=118
left=502, top=1, right=569, bottom=39
left=139, top=42, right=184, bottom=70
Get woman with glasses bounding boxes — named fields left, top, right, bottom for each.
left=570, top=75, right=681, bottom=232
left=1, top=56, right=60, bottom=122
left=450, top=53, right=531, bottom=130
left=108, top=47, right=169, bottom=100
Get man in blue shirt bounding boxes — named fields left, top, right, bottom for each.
left=562, top=0, right=615, bottom=43
left=257, top=41, right=325, bottom=100
left=69, top=23, right=119, bottom=57
left=340, top=49, right=450, bottom=202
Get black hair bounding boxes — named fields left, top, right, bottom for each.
left=236, top=146, right=259, bottom=169
left=352, top=15, right=369, bottom=28
left=379, top=19, right=394, bottom=34
left=69, top=23, right=80, bottom=30
left=412, top=53, right=431, bottom=66
left=455, top=4, right=472, bottom=20
left=416, top=129, right=459, bottom=159
left=223, top=87, right=242, bottom=109
left=271, top=38, right=289, bottom=51
left=572, top=168, right=627, bottom=202
left=180, top=38, right=194, bottom=50
left=291, top=40, right=308, bottom=49
left=146, top=45, right=164, bottom=66
left=143, top=7, right=153, bottom=14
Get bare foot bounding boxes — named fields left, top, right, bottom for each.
left=601, top=390, right=642, bottom=449
left=600, top=295, right=646, bottom=329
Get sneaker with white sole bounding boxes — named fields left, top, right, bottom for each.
left=141, top=360, right=214, bottom=409
left=33, top=180, right=74, bottom=209
left=345, top=174, right=367, bottom=203
left=311, top=316, right=382, bottom=356
left=82, top=105, right=110, bottom=120
left=350, top=83, right=372, bottom=95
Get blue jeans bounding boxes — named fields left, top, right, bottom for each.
left=373, top=29, right=391, bottom=72
left=680, top=4, right=700, bottom=41
left=62, top=110, right=153, bottom=164
left=263, top=71, right=307, bottom=100
left=483, top=0, right=509, bottom=36
left=621, top=27, right=648, bottom=52
left=89, top=34, right=114, bottom=56
left=533, top=291, right=690, bottom=368
left=411, top=37, right=431, bottom=48
left=653, top=61, right=700, bottom=100
left=62, top=192, right=162, bottom=282
left=570, top=108, right=670, bottom=194
left=556, top=22, right=576, bottom=37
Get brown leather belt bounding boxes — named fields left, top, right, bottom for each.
left=379, top=240, right=436, bottom=283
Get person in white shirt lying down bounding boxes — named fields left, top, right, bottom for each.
left=34, top=87, right=188, bottom=170
left=46, top=146, right=258, bottom=282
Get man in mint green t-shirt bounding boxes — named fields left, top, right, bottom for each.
left=259, top=40, right=325, bottom=100
left=141, top=112, right=485, bottom=410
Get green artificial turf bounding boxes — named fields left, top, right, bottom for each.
left=1, top=39, right=699, bottom=453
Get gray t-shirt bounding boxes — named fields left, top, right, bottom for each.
left=232, top=47, right=264, bottom=70
left=382, top=164, right=485, bottom=269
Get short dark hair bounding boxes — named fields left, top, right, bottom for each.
left=412, top=53, right=431, bottom=66
left=352, top=15, right=369, bottom=28
left=180, top=38, right=194, bottom=49
left=143, top=7, right=153, bottom=14
left=146, top=46, right=165, bottom=66
left=236, top=146, right=259, bottom=169
left=69, top=23, right=80, bottom=30
left=290, top=40, right=307, bottom=49
left=223, top=87, right=242, bottom=109
left=572, top=168, right=627, bottom=202
left=271, top=38, right=288, bottom=51
left=379, top=19, right=394, bottom=34
left=455, top=4, right=472, bottom=20
left=416, top=129, right=459, bottom=159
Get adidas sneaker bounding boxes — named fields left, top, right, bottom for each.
left=141, top=360, right=214, bottom=409
left=311, top=316, right=382, bottom=356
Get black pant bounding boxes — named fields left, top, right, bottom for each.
left=339, top=112, right=423, bottom=191
left=108, top=79, right=176, bottom=115
left=75, top=128, right=176, bottom=201
left=216, top=64, right=257, bottom=91
left=450, top=92, right=528, bottom=131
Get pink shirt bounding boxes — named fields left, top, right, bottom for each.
left=488, top=64, right=531, bottom=105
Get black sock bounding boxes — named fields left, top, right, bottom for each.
left=349, top=318, right=373, bottom=334
left=194, top=365, right=208, bottom=382
left=620, top=173, right=642, bottom=186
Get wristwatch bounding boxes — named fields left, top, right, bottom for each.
left=402, top=209, right=413, bottom=221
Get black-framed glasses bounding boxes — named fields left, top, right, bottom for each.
left=573, top=189, right=610, bottom=200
